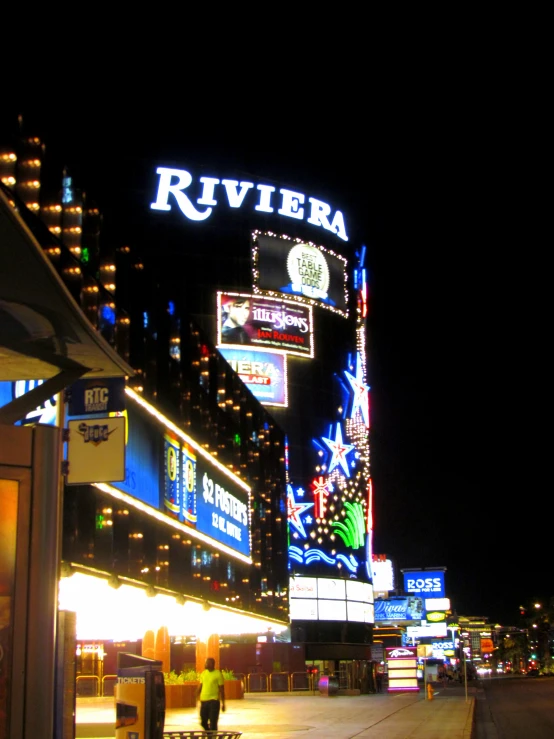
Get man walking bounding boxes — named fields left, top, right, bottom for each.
left=197, top=657, right=225, bottom=733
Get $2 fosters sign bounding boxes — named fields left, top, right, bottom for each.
left=195, top=456, right=251, bottom=558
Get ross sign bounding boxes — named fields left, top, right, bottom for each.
left=150, top=167, right=348, bottom=241
left=218, top=347, right=287, bottom=406
left=217, top=292, right=313, bottom=358
left=403, top=570, right=445, bottom=597
left=253, top=232, right=348, bottom=314
left=67, top=377, right=126, bottom=415
left=66, top=417, right=126, bottom=484
left=432, top=641, right=454, bottom=651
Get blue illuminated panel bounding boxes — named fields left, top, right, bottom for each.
left=195, top=455, right=250, bottom=557
left=403, top=571, right=445, bottom=598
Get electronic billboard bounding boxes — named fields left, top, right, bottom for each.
left=217, top=291, right=313, bottom=358
left=252, top=231, right=348, bottom=316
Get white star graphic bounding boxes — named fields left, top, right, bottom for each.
left=321, top=423, right=355, bottom=477
left=345, top=352, right=370, bottom=427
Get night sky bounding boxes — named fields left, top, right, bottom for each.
left=3, top=89, right=545, bottom=627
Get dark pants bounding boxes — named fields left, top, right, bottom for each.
left=200, top=699, right=220, bottom=732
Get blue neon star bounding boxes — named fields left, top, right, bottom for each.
left=321, top=423, right=355, bottom=477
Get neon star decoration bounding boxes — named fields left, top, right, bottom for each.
left=287, top=484, right=314, bottom=538
left=311, top=476, right=330, bottom=518
left=321, top=422, right=355, bottom=477
left=344, top=352, right=370, bottom=427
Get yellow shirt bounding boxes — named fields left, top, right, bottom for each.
left=199, top=668, right=224, bottom=701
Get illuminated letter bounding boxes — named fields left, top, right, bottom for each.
left=330, top=210, right=348, bottom=241
left=150, top=167, right=212, bottom=221
left=307, top=197, right=332, bottom=231
left=278, top=189, right=305, bottom=220
left=221, top=179, right=254, bottom=208
left=255, top=184, right=276, bottom=213
left=197, top=177, right=220, bottom=205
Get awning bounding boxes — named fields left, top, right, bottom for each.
left=0, top=186, right=133, bottom=423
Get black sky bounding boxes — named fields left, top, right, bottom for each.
left=4, top=85, right=546, bottom=626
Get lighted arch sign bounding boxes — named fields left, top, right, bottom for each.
left=150, top=167, right=348, bottom=241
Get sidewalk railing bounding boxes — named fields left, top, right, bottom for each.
left=245, top=671, right=318, bottom=693
left=102, top=674, right=117, bottom=696
left=76, top=675, right=100, bottom=697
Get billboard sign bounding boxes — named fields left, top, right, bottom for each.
left=66, top=417, right=126, bottom=484
left=406, top=623, right=448, bottom=638
left=218, top=347, right=288, bottom=407
left=196, top=454, right=251, bottom=558
left=67, top=377, right=126, bottom=415
left=371, top=556, right=395, bottom=592
left=386, top=646, right=418, bottom=692
left=425, top=597, right=450, bottom=611
left=289, top=576, right=374, bottom=623
left=403, top=570, right=445, bottom=597
left=374, top=596, right=424, bottom=622
left=252, top=232, right=348, bottom=315
left=109, top=396, right=251, bottom=561
left=217, top=292, right=313, bottom=358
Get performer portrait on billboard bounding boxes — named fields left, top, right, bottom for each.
left=221, top=296, right=252, bottom=344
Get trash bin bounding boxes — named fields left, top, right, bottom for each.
left=163, top=732, right=242, bottom=738
left=318, top=675, right=339, bottom=696
left=115, top=653, right=166, bottom=739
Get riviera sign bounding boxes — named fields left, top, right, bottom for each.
left=150, top=167, right=348, bottom=242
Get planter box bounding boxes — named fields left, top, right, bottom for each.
left=182, top=682, right=199, bottom=707
left=224, top=679, right=244, bottom=700
left=165, top=682, right=199, bottom=708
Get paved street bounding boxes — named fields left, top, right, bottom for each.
left=77, top=681, right=476, bottom=738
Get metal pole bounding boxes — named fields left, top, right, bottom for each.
left=464, top=648, right=468, bottom=703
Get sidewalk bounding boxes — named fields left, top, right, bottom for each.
left=76, top=680, right=476, bottom=739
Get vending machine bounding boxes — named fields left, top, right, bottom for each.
left=115, top=653, right=165, bottom=739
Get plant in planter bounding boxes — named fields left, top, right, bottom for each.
left=180, top=668, right=200, bottom=707
left=163, top=669, right=200, bottom=708
left=222, top=669, right=244, bottom=700
left=181, top=669, right=201, bottom=682
left=164, top=670, right=184, bottom=684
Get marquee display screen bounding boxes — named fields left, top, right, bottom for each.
left=289, top=576, right=374, bottom=623
left=218, top=347, right=288, bottom=407
left=217, top=291, right=313, bottom=358
left=252, top=232, right=348, bottom=315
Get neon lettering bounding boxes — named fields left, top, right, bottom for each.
left=151, top=167, right=348, bottom=241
